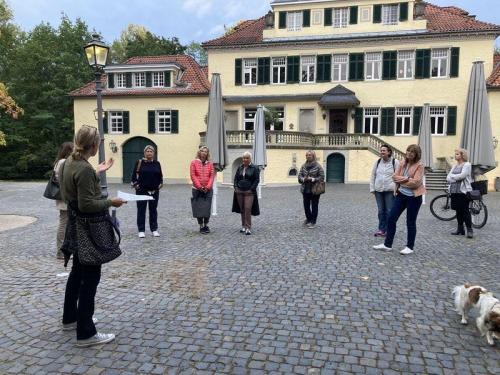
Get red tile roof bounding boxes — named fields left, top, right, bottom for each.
left=487, top=53, right=500, bottom=89
left=202, top=3, right=500, bottom=48
left=69, top=55, right=210, bottom=97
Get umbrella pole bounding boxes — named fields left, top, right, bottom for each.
left=211, top=173, right=218, bottom=216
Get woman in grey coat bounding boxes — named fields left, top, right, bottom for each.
left=298, top=150, right=325, bottom=229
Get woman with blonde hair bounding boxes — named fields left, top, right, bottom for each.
left=60, top=125, right=125, bottom=347
left=298, top=150, right=325, bottom=229
left=446, top=148, right=473, bottom=238
left=373, top=144, right=426, bottom=255
left=190, top=146, right=215, bottom=233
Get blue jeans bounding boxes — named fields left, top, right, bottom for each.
left=384, top=194, right=423, bottom=250
left=374, top=191, right=395, bottom=232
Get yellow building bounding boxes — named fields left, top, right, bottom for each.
left=71, top=0, right=500, bottom=189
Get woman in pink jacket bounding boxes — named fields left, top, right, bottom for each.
left=373, top=144, right=426, bottom=255
left=190, top=146, right=215, bottom=234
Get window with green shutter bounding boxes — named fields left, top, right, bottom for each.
left=317, top=55, right=331, bottom=82
left=349, top=53, right=364, bottom=81
left=303, top=10, right=310, bottom=27
left=413, top=107, right=422, bottom=135
left=148, top=111, right=156, bottom=134
left=450, top=48, right=460, bottom=78
left=399, top=3, right=409, bottom=22
left=165, top=71, right=171, bottom=87
left=354, top=108, right=363, bottom=133
left=382, top=51, right=397, bottom=80
left=145, top=72, right=152, bottom=87
left=235, top=59, right=242, bottom=86
left=286, top=56, right=300, bottom=83
left=381, top=108, right=395, bottom=135
left=103, top=112, right=109, bottom=133
left=324, top=8, right=332, bottom=26
left=122, top=111, right=130, bottom=134
left=257, top=57, right=271, bottom=85
left=415, top=49, right=431, bottom=79
left=447, top=106, right=457, bottom=135
left=373, top=5, right=382, bottom=23
left=171, top=110, right=179, bottom=134
left=107, top=73, right=114, bottom=88
left=279, top=12, right=287, bottom=28
left=125, top=72, right=133, bottom=88
left=349, top=6, right=358, bottom=24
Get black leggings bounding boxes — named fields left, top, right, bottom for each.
left=451, top=193, right=472, bottom=230
left=197, top=217, right=210, bottom=226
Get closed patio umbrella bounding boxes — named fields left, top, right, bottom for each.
left=206, top=73, right=228, bottom=215
left=460, top=61, right=496, bottom=174
left=417, top=103, right=433, bottom=204
left=252, top=105, right=267, bottom=198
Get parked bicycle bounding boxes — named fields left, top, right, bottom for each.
left=430, top=181, right=488, bottom=228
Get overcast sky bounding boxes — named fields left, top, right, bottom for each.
left=7, top=0, right=500, bottom=45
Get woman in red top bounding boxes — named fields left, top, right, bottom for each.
left=190, top=146, right=215, bottom=233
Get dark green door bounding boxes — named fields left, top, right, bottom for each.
left=122, top=137, right=157, bottom=183
left=326, top=153, right=345, bottom=183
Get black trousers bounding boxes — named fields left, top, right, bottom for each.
left=136, top=190, right=159, bottom=232
left=63, top=253, right=101, bottom=340
left=303, top=193, right=320, bottom=224
left=451, top=193, right=472, bottom=230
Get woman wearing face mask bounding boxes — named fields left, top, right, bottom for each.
left=298, top=150, right=325, bottom=229
left=232, top=151, right=260, bottom=235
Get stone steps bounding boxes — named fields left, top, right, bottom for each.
left=426, top=170, right=448, bottom=190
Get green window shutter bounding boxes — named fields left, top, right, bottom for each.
left=381, top=108, right=395, bottom=135
left=148, top=110, right=156, bottom=134
left=171, top=110, right=179, bottom=134
left=447, top=106, right=457, bottom=135
left=107, top=73, right=114, bottom=88
left=122, top=111, right=130, bottom=134
left=382, top=51, right=397, bottom=80
left=413, top=107, right=422, bottom=135
left=324, top=8, right=332, bottom=26
left=354, top=108, right=363, bottom=133
left=164, top=71, right=171, bottom=87
left=146, top=72, right=152, bottom=87
left=287, top=56, right=300, bottom=83
left=303, top=10, right=310, bottom=27
left=399, top=3, right=409, bottom=22
left=102, top=112, right=108, bottom=134
left=317, top=55, right=331, bottom=82
left=349, top=53, right=364, bottom=81
left=257, top=57, right=271, bottom=85
left=279, top=12, right=287, bottom=29
left=235, top=59, right=242, bottom=86
left=349, top=6, right=358, bottom=24
left=450, top=48, right=460, bottom=78
left=373, top=5, right=382, bottom=23
left=125, top=73, right=132, bottom=88
left=415, top=49, right=431, bottom=79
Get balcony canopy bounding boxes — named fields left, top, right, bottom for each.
left=318, top=85, right=360, bottom=109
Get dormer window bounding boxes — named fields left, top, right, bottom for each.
left=134, top=72, right=146, bottom=87
left=287, top=11, right=302, bottom=31
left=153, top=72, right=164, bottom=87
left=116, top=73, right=126, bottom=88
left=382, top=4, right=398, bottom=25
left=333, top=8, right=349, bottom=28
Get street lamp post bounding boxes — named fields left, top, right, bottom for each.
left=84, top=33, right=110, bottom=197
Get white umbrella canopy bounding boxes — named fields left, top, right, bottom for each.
left=418, top=103, right=433, bottom=170
left=460, top=61, right=496, bottom=173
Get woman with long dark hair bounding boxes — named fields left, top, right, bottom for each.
left=54, top=142, right=73, bottom=259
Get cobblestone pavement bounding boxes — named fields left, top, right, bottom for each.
left=0, top=181, right=499, bottom=375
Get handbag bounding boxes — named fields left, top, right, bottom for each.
left=311, top=181, right=326, bottom=195
left=43, top=172, right=61, bottom=200
left=466, top=190, right=481, bottom=201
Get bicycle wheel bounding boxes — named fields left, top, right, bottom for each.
left=470, top=200, right=488, bottom=229
left=430, top=194, right=456, bottom=221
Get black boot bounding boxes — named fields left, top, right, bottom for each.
left=451, top=225, right=465, bottom=235
left=466, top=228, right=473, bottom=239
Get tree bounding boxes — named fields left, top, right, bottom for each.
left=110, top=24, right=185, bottom=63
left=185, top=41, right=207, bottom=66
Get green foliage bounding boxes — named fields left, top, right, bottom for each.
left=185, top=41, right=207, bottom=66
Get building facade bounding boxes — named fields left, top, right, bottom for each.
left=71, top=0, right=500, bottom=188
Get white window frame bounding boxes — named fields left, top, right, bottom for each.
left=333, top=7, right=349, bottom=28
left=430, top=106, right=447, bottom=135
left=152, top=72, right=164, bottom=87
left=243, top=58, right=257, bottom=86
left=266, top=106, right=285, bottom=131
left=134, top=72, right=146, bottom=87
left=397, top=50, right=415, bottom=80
left=109, top=111, right=124, bottom=134
left=395, top=107, right=413, bottom=135
left=382, top=4, right=399, bottom=25
left=157, top=110, right=172, bottom=134
left=287, top=11, right=303, bottom=32
left=431, top=49, right=450, bottom=79
left=271, top=57, right=287, bottom=85
left=364, top=108, right=380, bottom=135
left=244, top=108, right=257, bottom=131
left=365, top=52, right=382, bottom=81
left=332, top=54, right=349, bottom=82
left=301, top=55, right=316, bottom=83
left=116, top=73, right=126, bottom=88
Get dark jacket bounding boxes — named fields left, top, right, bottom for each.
left=232, top=163, right=260, bottom=216
left=131, top=159, right=163, bottom=191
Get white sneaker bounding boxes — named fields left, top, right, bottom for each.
left=240, top=227, right=246, bottom=233
left=152, top=231, right=160, bottom=237
left=138, top=232, right=146, bottom=238
left=373, top=243, right=392, bottom=251
left=76, top=332, right=115, bottom=347
left=400, top=247, right=414, bottom=255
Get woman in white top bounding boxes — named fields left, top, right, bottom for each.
left=446, top=148, right=473, bottom=238
left=54, top=142, right=73, bottom=259
left=370, top=145, right=400, bottom=237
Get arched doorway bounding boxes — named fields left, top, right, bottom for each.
left=326, top=153, right=345, bottom=183
left=122, top=137, right=157, bottom=183
left=231, top=158, right=242, bottom=182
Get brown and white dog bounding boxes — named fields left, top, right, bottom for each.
left=452, top=283, right=487, bottom=324
left=476, top=292, right=500, bottom=346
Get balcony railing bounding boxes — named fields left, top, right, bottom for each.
left=199, top=131, right=406, bottom=159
